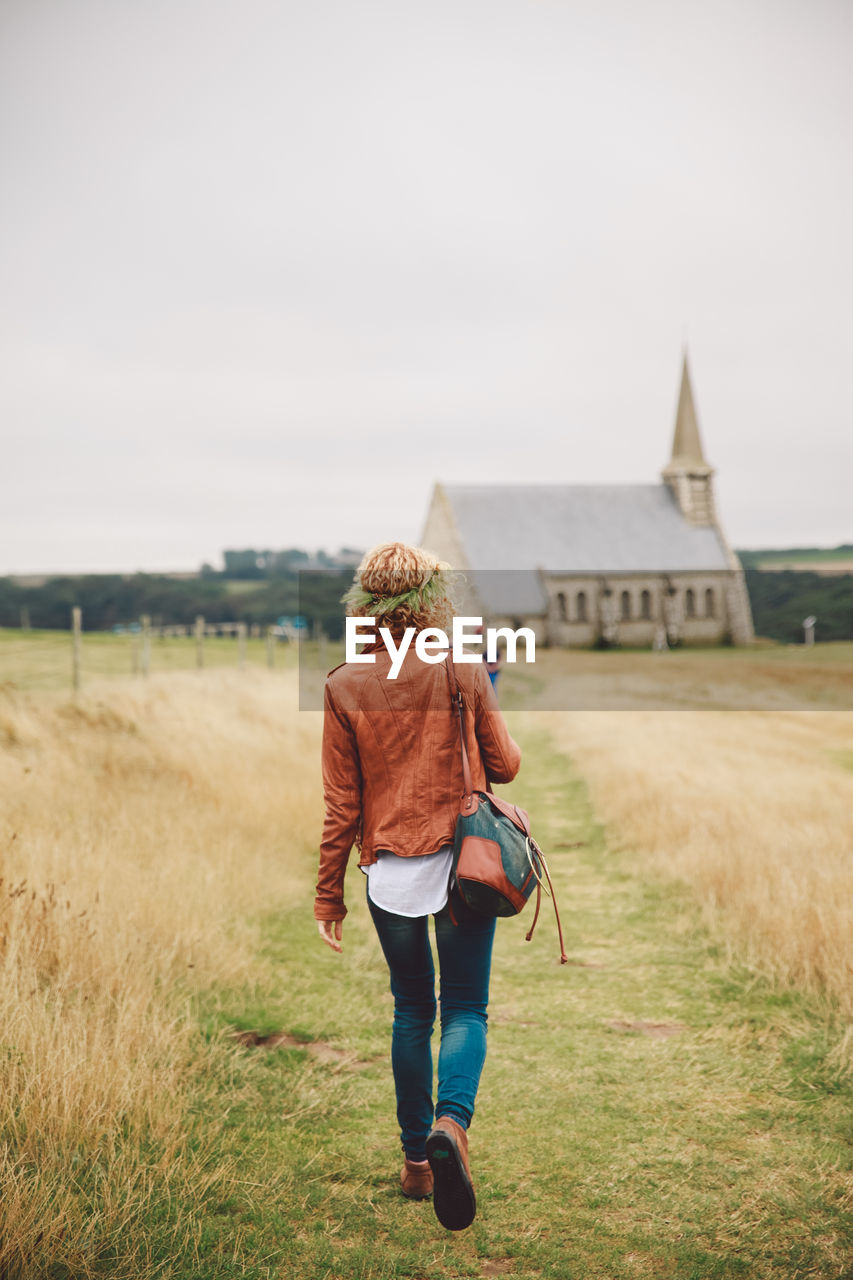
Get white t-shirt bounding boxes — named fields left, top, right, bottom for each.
left=366, top=844, right=454, bottom=917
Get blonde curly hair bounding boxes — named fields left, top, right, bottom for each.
left=343, top=541, right=454, bottom=636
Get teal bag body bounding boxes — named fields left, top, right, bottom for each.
left=444, top=661, right=568, bottom=962
left=452, top=787, right=539, bottom=917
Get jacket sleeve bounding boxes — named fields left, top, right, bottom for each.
left=314, top=682, right=362, bottom=921
left=473, top=666, right=522, bottom=783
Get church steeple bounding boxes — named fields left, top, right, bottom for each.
left=662, top=350, right=716, bottom=526
left=669, top=351, right=708, bottom=467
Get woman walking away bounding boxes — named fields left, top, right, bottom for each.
left=315, top=542, right=521, bottom=1231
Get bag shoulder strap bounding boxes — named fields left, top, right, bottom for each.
left=444, top=659, right=475, bottom=807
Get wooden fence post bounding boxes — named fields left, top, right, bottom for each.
left=20, top=606, right=30, bottom=631
left=71, top=606, right=82, bottom=693
left=237, top=621, right=247, bottom=669
left=195, top=616, right=205, bottom=668
left=132, top=632, right=141, bottom=675
left=266, top=626, right=275, bottom=669
left=141, top=614, right=151, bottom=678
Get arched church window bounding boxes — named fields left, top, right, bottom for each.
left=685, top=588, right=696, bottom=618
left=620, top=590, right=631, bottom=620
left=576, top=591, right=587, bottom=623
left=556, top=592, right=568, bottom=621
left=705, top=587, right=715, bottom=617
left=640, top=589, right=652, bottom=620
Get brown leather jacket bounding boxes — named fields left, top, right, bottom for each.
left=314, top=647, right=522, bottom=921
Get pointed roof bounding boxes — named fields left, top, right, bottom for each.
left=665, top=351, right=711, bottom=471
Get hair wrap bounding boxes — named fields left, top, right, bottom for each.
left=341, top=542, right=454, bottom=635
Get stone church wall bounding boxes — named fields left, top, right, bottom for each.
left=463, top=571, right=738, bottom=649
left=541, top=572, right=734, bottom=647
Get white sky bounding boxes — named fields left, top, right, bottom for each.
left=2, top=0, right=851, bottom=573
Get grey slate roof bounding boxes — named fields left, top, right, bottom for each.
left=443, top=483, right=730, bottom=617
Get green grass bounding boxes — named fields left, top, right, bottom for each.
left=221, top=579, right=272, bottom=596
left=747, top=549, right=853, bottom=565
left=0, top=628, right=298, bottom=690
left=117, top=724, right=852, bottom=1279
left=5, top=629, right=853, bottom=708
left=834, top=750, right=853, bottom=775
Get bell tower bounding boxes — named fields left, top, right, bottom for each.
left=662, top=351, right=716, bottom=526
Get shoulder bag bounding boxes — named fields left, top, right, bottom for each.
left=445, top=660, right=568, bottom=964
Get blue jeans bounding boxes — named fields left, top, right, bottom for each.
left=367, top=884, right=496, bottom=1162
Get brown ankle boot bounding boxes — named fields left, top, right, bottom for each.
left=425, top=1115, right=476, bottom=1231
left=400, top=1156, right=433, bottom=1200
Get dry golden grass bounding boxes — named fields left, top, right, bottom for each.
left=2, top=644, right=852, bottom=1272
left=505, top=641, right=853, bottom=711
left=0, top=670, right=323, bottom=1275
left=547, top=708, right=853, bottom=1017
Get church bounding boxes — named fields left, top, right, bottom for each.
left=420, top=355, right=754, bottom=647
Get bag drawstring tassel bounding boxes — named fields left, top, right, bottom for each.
left=524, top=878, right=542, bottom=943
left=523, top=841, right=568, bottom=963
left=539, top=850, right=569, bottom=964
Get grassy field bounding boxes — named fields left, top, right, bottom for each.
left=0, top=670, right=324, bottom=1276
left=547, top=707, right=853, bottom=1017
left=0, top=647, right=851, bottom=1276
left=0, top=626, right=298, bottom=690
left=496, top=642, right=853, bottom=712
left=298, top=639, right=853, bottom=713
left=5, top=627, right=852, bottom=710
left=745, top=549, right=853, bottom=575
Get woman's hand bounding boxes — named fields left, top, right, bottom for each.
left=317, top=919, right=343, bottom=953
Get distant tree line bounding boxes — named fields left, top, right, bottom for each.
left=3, top=548, right=851, bottom=645
left=743, top=569, right=853, bottom=643
left=213, top=547, right=363, bottom=579
left=738, top=544, right=853, bottom=567
left=0, top=547, right=361, bottom=640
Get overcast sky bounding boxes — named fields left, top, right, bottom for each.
left=2, top=0, right=851, bottom=574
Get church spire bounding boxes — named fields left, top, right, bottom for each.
left=668, top=350, right=708, bottom=467
left=662, top=350, right=716, bottom=525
